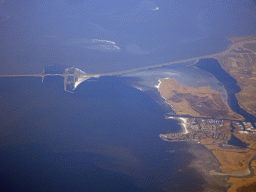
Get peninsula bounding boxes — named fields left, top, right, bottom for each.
left=1, top=34, right=256, bottom=191
left=157, top=78, right=243, bottom=120
left=156, top=35, right=256, bottom=191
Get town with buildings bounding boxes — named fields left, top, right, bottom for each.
left=159, top=116, right=256, bottom=143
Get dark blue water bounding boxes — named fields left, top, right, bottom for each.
left=195, top=58, right=256, bottom=122
left=0, top=76, right=205, bottom=191
left=227, top=135, right=248, bottom=149
left=0, top=147, right=144, bottom=192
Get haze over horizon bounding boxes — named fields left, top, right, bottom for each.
left=1, top=1, right=256, bottom=191
left=1, top=0, right=256, bottom=75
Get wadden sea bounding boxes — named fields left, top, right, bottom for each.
left=0, top=76, right=209, bottom=192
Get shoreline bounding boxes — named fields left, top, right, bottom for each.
left=156, top=77, right=243, bottom=120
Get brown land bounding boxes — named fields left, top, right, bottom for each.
left=160, top=119, right=256, bottom=174
left=208, top=35, right=256, bottom=191
left=212, top=35, right=256, bottom=118
left=158, top=35, right=256, bottom=191
left=203, top=140, right=256, bottom=173
left=159, top=117, right=256, bottom=191
left=198, top=124, right=256, bottom=191
left=158, top=78, right=243, bottom=120
left=228, top=176, right=256, bottom=192
left=227, top=158, right=256, bottom=192
left=224, top=129, right=256, bottom=191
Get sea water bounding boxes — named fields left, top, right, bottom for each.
left=0, top=76, right=206, bottom=191
left=2, top=0, right=256, bottom=74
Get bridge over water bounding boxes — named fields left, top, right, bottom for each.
left=0, top=52, right=222, bottom=92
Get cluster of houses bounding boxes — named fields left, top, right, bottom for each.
left=236, top=121, right=256, bottom=134
left=189, top=118, right=222, bottom=132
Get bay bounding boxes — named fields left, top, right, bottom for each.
left=0, top=76, right=205, bottom=191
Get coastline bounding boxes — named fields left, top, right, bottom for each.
left=156, top=77, right=243, bottom=120
left=211, top=35, right=256, bottom=119
left=155, top=34, right=256, bottom=191
left=2, top=32, right=256, bottom=191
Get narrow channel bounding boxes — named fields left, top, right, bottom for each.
left=194, top=58, right=256, bottom=122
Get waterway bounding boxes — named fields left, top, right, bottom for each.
left=195, top=58, right=256, bottom=122
left=195, top=58, right=256, bottom=149
left=227, top=134, right=249, bottom=149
